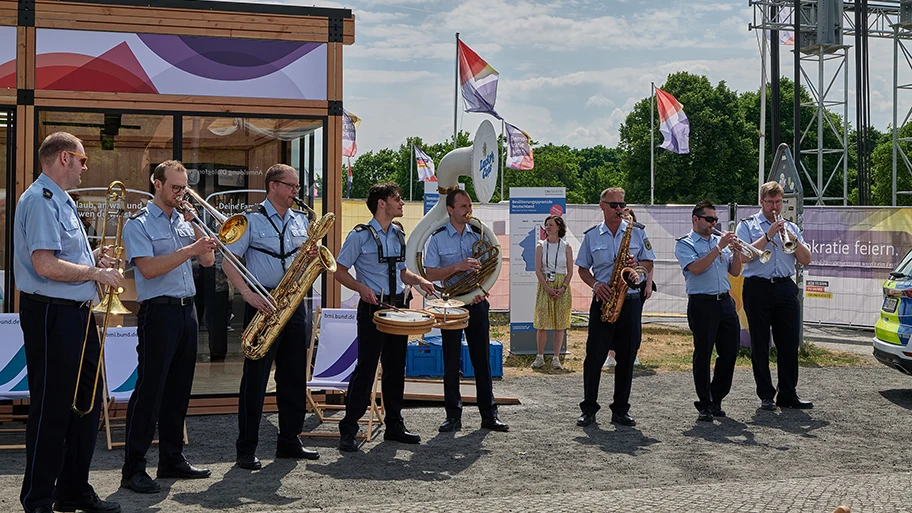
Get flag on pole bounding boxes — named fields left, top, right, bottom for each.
left=457, top=39, right=500, bottom=118
left=342, top=110, right=360, bottom=158
left=766, top=7, right=794, bottom=45
left=414, top=146, right=437, bottom=182
left=655, top=87, right=690, bottom=154
left=505, top=122, right=534, bottom=170
left=346, top=158, right=353, bottom=198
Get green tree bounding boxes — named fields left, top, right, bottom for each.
left=871, top=123, right=912, bottom=206
left=619, top=72, right=757, bottom=205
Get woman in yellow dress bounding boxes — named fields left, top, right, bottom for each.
left=532, top=215, right=573, bottom=369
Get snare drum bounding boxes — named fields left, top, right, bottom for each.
left=372, top=309, right=435, bottom=336
left=424, top=305, right=470, bottom=331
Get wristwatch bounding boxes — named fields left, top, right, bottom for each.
left=764, top=233, right=773, bottom=243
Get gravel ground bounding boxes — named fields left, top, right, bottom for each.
left=1, top=359, right=910, bottom=512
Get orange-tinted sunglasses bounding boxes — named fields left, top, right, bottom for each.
left=64, top=150, right=88, bottom=166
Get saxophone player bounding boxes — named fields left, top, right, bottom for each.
left=575, top=187, right=655, bottom=428
left=223, top=164, right=320, bottom=470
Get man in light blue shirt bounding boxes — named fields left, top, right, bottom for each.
left=675, top=200, right=742, bottom=422
left=575, top=187, right=655, bottom=428
left=222, top=163, right=320, bottom=469
left=335, top=182, right=434, bottom=452
left=424, top=189, right=508, bottom=434
left=120, top=160, right=216, bottom=493
left=14, top=132, right=123, bottom=513
left=736, top=181, right=813, bottom=411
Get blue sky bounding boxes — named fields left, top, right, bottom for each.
left=229, top=0, right=899, bottom=157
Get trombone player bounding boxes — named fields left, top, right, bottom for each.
left=223, top=163, right=320, bottom=470
left=120, top=160, right=217, bottom=493
left=736, top=181, right=813, bottom=411
left=15, top=132, right=123, bottom=513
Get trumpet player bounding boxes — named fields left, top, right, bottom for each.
left=15, top=133, right=123, bottom=513
left=335, top=183, right=435, bottom=452
left=575, top=187, right=655, bottom=428
left=120, top=160, right=217, bottom=493
left=222, top=164, right=320, bottom=469
left=736, top=181, right=812, bottom=411
left=675, top=201, right=742, bottom=423
left=424, top=189, right=508, bottom=434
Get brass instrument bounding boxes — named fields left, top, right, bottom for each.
left=180, top=188, right=276, bottom=308
left=418, top=214, right=499, bottom=299
left=73, top=181, right=130, bottom=416
left=240, top=199, right=336, bottom=360
left=774, top=212, right=798, bottom=254
left=600, top=215, right=648, bottom=324
left=712, top=228, right=771, bottom=264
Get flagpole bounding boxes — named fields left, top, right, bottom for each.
left=410, top=142, right=414, bottom=201
left=454, top=33, right=460, bottom=151
left=758, top=32, right=768, bottom=203
left=500, top=119, right=506, bottom=202
left=650, top=82, right=655, bottom=205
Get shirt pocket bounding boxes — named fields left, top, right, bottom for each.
left=591, top=242, right=613, bottom=266
left=149, top=228, right=175, bottom=255
left=290, top=227, right=309, bottom=246
left=437, top=246, right=461, bottom=266
left=59, top=214, right=85, bottom=254
left=176, top=226, right=195, bottom=247
left=256, top=230, right=281, bottom=253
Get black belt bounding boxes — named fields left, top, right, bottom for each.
left=21, top=292, right=91, bottom=309
left=689, top=292, right=730, bottom=301
left=145, top=296, right=194, bottom=306
left=747, top=276, right=793, bottom=284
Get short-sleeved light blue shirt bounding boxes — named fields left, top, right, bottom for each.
left=736, top=211, right=805, bottom=279
left=225, top=199, right=310, bottom=289
left=424, top=222, right=484, bottom=288
left=13, top=173, right=97, bottom=301
left=336, top=217, right=406, bottom=297
left=675, top=231, right=733, bottom=295
left=122, top=202, right=197, bottom=302
left=574, top=220, right=656, bottom=292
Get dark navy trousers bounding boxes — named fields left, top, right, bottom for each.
left=19, top=294, right=101, bottom=513
left=580, top=295, right=643, bottom=416
left=687, top=295, right=740, bottom=411
left=122, top=301, right=198, bottom=478
left=743, top=277, right=802, bottom=401
left=441, top=300, right=497, bottom=421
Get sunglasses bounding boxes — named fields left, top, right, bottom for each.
left=275, top=180, right=301, bottom=191
left=696, top=215, right=719, bottom=223
left=64, top=150, right=88, bottom=166
left=601, top=201, right=626, bottom=209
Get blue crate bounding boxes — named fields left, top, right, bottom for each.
left=405, top=341, right=444, bottom=377
left=461, top=341, right=503, bottom=378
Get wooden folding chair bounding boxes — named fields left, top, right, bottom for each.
left=303, top=307, right=383, bottom=441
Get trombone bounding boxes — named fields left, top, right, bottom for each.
left=180, top=188, right=276, bottom=310
left=712, top=228, right=771, bottom=264
left=774, top=212, right=798, bottom=254
left=73, top=181, right=130, bottom=416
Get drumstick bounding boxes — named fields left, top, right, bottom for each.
left=378, top=301, right=404, bottom=312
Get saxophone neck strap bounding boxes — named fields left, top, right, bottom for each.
left=257, top=204, right=290, bottom=272
left=356, top=223, right=406, bottom=264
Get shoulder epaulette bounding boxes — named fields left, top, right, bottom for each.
left=470, top=224, right=482, bottom=234
left=129, top=207, right=148, bottom=220
left=739, top=217, right=751, bottom=223
left=584, top=224, right=598, bottom=234
left=431, top=225, right=447, bottom=236
left=675, top=235, right=687, bottom=241
left=244, top=205, right=263, bottom=214
left=633, top=222, right=646, bottom=230
left=353, top=224, right=370, bottom=232
left=42, top=188, right=52, bottom=199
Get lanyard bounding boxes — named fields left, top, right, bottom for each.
left=544, top=240, right=561, bottom=272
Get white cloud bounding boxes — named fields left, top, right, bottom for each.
left=585, top=94, right=615, bottom=108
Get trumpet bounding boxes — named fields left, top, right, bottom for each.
left=180, top=189, right=276, bottom=309
left=774, top=212, right=798, bottom=254
left=73, top=181, right=131, bottom=416
left=712, top=228, right=771, bottom=264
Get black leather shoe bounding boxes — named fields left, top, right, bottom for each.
left=276, top=444, right=320, bottom=460
left=697, top=409, right=714, bottom=422
left=120, top=471, right=160, bottom=493
left=576, top=412, right=596, bottom=427
left=384, top=426, right=421, bottom=444
left=236, top=454, right=262, bottom=470
left=438, top=418, right=462, bottom=432
left=481, top=418, right=509, bottom=432
left=157, top=461, right=211, bottom=479
left=33, top=505, right=53, bottom=513
left=777, top=397, right=814, bottom=409
left=711, top=404, right=726, bottom=417
left=339, top=435, right=360, bottom=452
left=760, top=399, right=778, bottom=411
left=610, top=413, right=637, bottom=426
left=53, top=494, right=121, bottom=513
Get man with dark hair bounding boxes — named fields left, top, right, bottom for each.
left=675, top=200, right=742, bottom=422
left=15, top=132, right=123, bottom=513
left=424, top=189, right=508, bottom=433
left=335, top=182, right=435, bottom=452
left=737, top=181, right=813, bottom=411
left=120, top=160, right=217, bottom=492
left=224, top=163, right=321, bottom=470
left=575, top=187, right=655, bottom=428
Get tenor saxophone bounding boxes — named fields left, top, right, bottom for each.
left=240, top=201, right=337, bottom=360
left=600, top=215, right=647, bottom=323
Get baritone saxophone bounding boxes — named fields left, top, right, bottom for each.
left=240, top=200, right=336, bottom=360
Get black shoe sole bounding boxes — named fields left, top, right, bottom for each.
left=438, top=423, right=462, bottom=433
left=120, top=478, right=161, bottom=494
left=339, top=443, right=359, bottom=453
left=156, top=471, right=211, bottom=479
left=235, top=461, right=262, bottom=470
left=276, top=450, right=321, bottom=460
